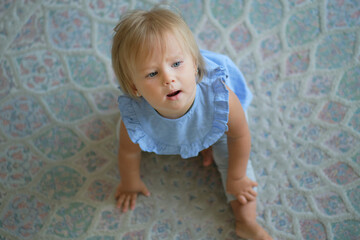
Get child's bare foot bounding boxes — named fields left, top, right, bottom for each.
left=231, top=200, right=272, bottom=240
left=235, top=221, right=272, bottom=240
left=200, top=146, right=213, bottom=167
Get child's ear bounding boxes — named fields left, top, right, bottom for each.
left=131, top=85, right=141, bottom=97
left=194, top=63, right=198, bottom=75
left=133, top=88, right=141, bottom=97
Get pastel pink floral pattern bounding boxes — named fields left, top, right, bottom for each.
left=0, top=0, right=359, bottom=239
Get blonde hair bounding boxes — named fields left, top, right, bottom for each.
left=111, top=7, right=205, bottom=98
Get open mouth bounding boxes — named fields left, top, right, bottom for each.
left=167, top=90, right=181, bottom=97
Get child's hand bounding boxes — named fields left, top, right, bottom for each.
left=226, top=176, right=258, bottom=205
left=115, top=180, right=150, bottom=212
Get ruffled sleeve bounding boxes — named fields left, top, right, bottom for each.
left=117, top=96, right=146, bottom=145
left=178, top=73, right=229, bottom=158
left=201, top=49, right=253, bottom=111
left=192, top=75, right=229, bottom=153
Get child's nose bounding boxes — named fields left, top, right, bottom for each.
left=164, top=79, right=175, bottom=85
left=163, top=71, right=175, bottom=85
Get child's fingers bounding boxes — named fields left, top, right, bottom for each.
left=236, top=191, right=257, bottom=204
left=141, top=187, right=150, bottom=197
left=123, top=194, right=132, bottom=212
left=251, top=180, right=258, bottom=187
left=249, top=188, right=257, bottom=198
left=122, top=195, right=131, bottom=212
left=237, top=194, right=247, bottom=204
left=116, top=194, right=126, bottom=209
left=243, top=192, right=256, bottom=202
left=115, top=182, right=149, bottom=212
left=116, top=194, right=132, bottom=212
left=130, top=194, right=137, bottom=210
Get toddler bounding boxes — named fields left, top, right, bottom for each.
left=112, top=7, right=272, bottom=240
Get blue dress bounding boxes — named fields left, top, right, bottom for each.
left=118, top=50, right=253, bottom=159
left=118, top=50, right=255, bottom=202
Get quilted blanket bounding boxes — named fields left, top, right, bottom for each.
left=0, top=0, right=359, bottom=239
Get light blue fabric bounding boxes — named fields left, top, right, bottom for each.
left=201, top=49, right=253, bottom=110
left=118, top=50, right=253, bottom=159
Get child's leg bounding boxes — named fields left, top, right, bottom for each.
left=212, top=134, right=246, bottom=202
left=230, top=200, right=272, bottom=240
left=212, top=134, right=272, bottom=239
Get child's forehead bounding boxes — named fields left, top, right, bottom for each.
left=135, top=32, right=189, bottom=65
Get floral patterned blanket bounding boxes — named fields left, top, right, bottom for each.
left=0, top=1, right=359, bottom=239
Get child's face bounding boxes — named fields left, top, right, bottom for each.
left=132, top=32, right=197, bottom=119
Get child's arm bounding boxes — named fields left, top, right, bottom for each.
left=116, top=121, right=150, bottom=212
left=226, top=87, right=258, bottom=204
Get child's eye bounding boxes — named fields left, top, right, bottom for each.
left=172, top=61, right=182, bottom=67
left=146, top=71, right=158, bottom=78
